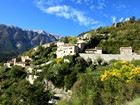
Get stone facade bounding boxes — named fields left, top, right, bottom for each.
left=120, top=47, right=132, bottom=55
left=5, top=56, right=32, bottom=68
left=56, top=40, right=86, bottom=58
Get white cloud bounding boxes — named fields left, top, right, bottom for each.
left=45, top=5, right=71, bottom=19
left=116, top=4, right=126, bottom=10
left=35, top=0, right=64, bottom=6
left=35, top=0, right=99, bottom=27
left=97, top=0, right=106, bottom=10
left=112, top=2, right=128, bottom=11
left=71, top=0, right=92, bottom=5
left=76, top=0, right=82, bottom=4
left=103, top=14, right=108, bottom=18
left=71, top=0, right=106, bottom=10
left=46, top=5, right=69, bottom=14
left=90, top=6, right=95, bottom=11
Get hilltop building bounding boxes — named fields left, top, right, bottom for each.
left=56, top=40, right=86, bottom=58
left=120, top=47, right=132, bottom=55
left=5, top=56, right=32, bottom=68
left=125, top=17, right=131, bottom=22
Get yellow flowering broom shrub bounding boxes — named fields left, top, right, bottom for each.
left=55, top=58, right=63, bottom=63
left=101, top=60, right=140, bottom=83
left=100, top=60, right=140, bottom=105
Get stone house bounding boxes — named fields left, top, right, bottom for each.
left=5, top=56, right=32, bottom=68
left=14, top=62, right=27, bottom=67
left=120, top=47, right=132, bottom=55
left=125, top=17, right=131, bottom=22
left=56, top=43, right=79, bottom=58
left=21, top=56, right=32, bottom=62
left=12, top=56, right=32, bottom=67
left=62, top=45, right=79, bottom=57
left=4, top=61, right=14, bottom=67
left=56, top=40, right=86, bottom=58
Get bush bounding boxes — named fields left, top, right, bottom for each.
left=96, top=56, right=103, bottom=65
left=100, top=60, right=140, bottom=104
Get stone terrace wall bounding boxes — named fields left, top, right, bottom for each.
left=79, top=53, right=140, bottom=62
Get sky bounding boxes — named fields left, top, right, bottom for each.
left=0, top=0, right=140, bottom=36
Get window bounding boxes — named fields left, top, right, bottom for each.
left=70, top=51, right=73, bottom=53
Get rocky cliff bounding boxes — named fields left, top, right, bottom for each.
left=0, top=24, right=59, bottom=61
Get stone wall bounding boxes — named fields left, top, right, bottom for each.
left=79, top=53, right=140, bottom=62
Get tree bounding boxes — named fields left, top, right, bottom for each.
left=8, top=66, right=27, bottom=79
left=60, top=37, right=68, bottom=43
left=131, top=16, right=136, bottom=22
left=96, top=56, right=103, bottom=65
left=138, top=18, right=140, bottom=22
left=71, top=74, right=103, bottom=105
left=1, top=80, right=51, bottom=105
left=0, top=66, right=51, bottom=105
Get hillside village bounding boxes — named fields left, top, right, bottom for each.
left=5, top=39, right=139, bottom=68
left=3, top=17, right=140, bottom=69
left=2, top=17, right=140, bottom=105
left=4, top=27, right=140, bottom=68
left=4, top=36, right=140, bottom=85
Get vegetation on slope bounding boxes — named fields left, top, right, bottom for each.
left=58, top=60, right=140, bottom=105
left=1, top=42, right=140, bottom=104
left=79, top=16, right=140, bottom=54
left=0, top=45, right=57, bottom=105
left=1, top=16, right=140, bottom=105
left=60, top=36, right=77, bottom=44
left=0, top=66, right=51, bottom=105
left=25, top=44, right=57, bottom=65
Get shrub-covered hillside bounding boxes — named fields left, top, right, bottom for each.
left=58, top=60, right=140, bottom=105
left=78, top=17, right=140, bottom=54
left=2, top=41, right=140, bottom=105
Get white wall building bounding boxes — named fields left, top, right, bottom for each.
left=56, top=40, right=86, bottom=58
left=125, top=17, right=131, bottom=22
left=62, top=45, right=79, bottom=57
left=120, top=47, right=132, bottom=55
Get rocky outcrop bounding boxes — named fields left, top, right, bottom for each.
left=0, top=24, right=59, bottom=61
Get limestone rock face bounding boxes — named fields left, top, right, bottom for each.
left=0, top=24, right=59, bottom=61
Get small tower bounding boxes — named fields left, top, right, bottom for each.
left=77, top=40, right=86, bottom=53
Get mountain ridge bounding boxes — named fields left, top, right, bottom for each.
left=0, top=24, right=59, bottom=61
